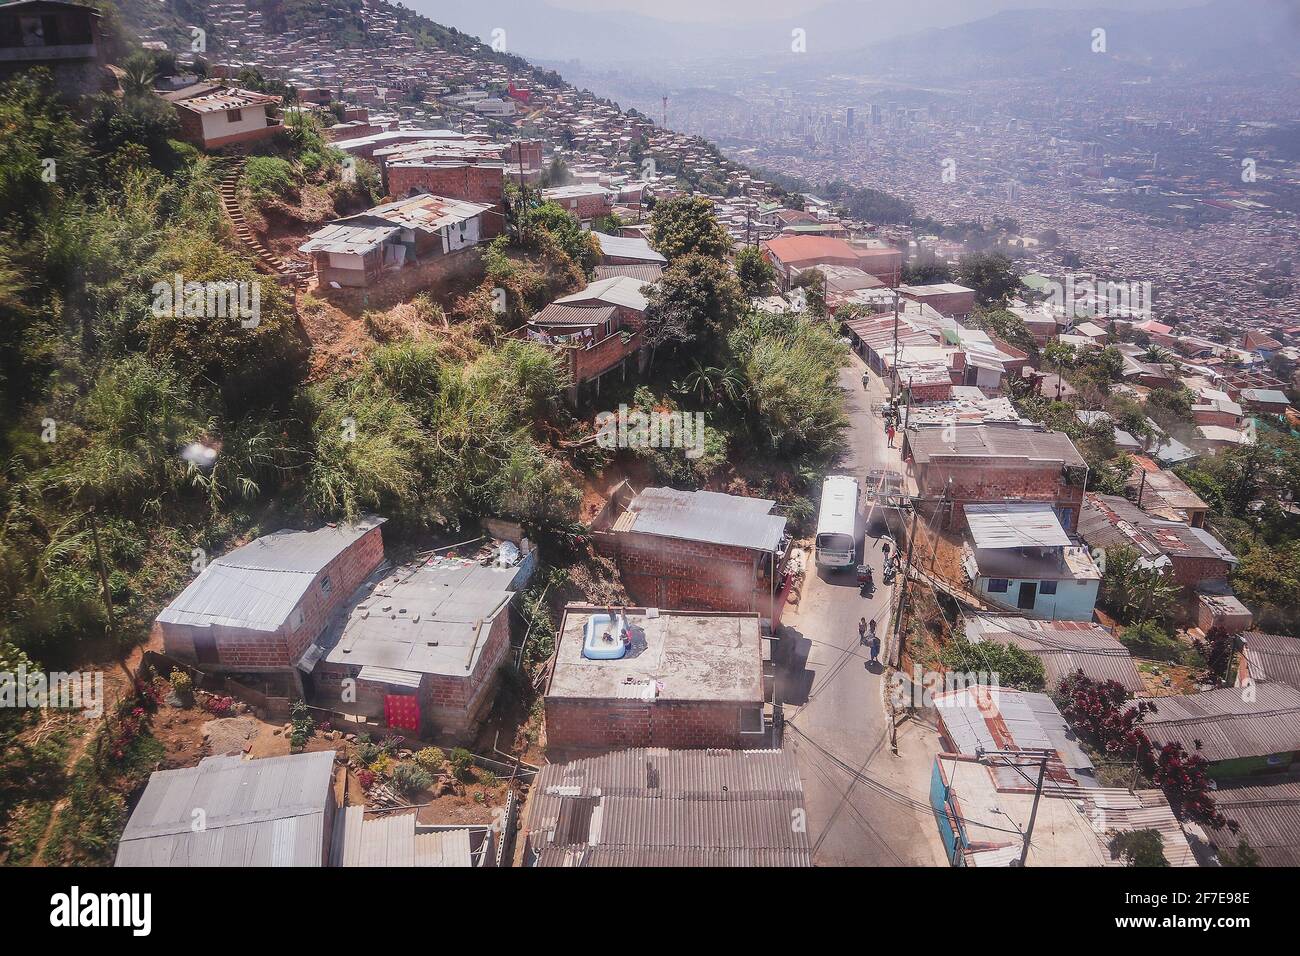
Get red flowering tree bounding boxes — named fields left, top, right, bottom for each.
left=1057, top=671, right=1236, bottom=832
left=1056, top=671, right=1155, bottom=759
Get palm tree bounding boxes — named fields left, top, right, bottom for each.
left=120, top=53, right=158, bottom=98
left=676, top=359, right=745, bottom=408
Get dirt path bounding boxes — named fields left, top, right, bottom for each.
left=26, top=637, right=156, bottom=865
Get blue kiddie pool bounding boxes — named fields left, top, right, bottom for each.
left=583, top=612, right=628, bottom=659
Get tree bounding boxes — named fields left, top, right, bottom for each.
left=644, top=253, right=746, bottom=357
left=1193, top=626, right=1237, bottom=685
left=734, top=245, right=776, bottom=297
left=1109, top=829, right=1170, bottom=867
left=940, top=638, right=1046, bottom=691
left=119, top=52, right=158, bottom=97
left=1056, top=672, right=1155, bottom=760
left=1042, top=341, right=1076, bottom=400
left=957, top=251, right=1020, bottom=306
left=901, top=254, right=953, bottom=285
left=974, top=307, right=1038, bottom=361
left=650, top=195, right=732, bottom=262
left=1100, top=545, right=1180, bottom=625
left=1220, top=838, right=1261, bottom=867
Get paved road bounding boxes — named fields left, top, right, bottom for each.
left=778, top=353, right=948, bottom=867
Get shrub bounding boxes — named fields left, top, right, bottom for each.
left=168, top=668, right=193, bottom=705
left=414, top=747, right=446, bottom=773
left=1110, top=828, right=1169, bottom=867
left=392, top=762, right=433, bottom=798
left=449, top=747, right=475, bottom=781
left=368, top=754, right=392, bottom=778
left=243, top=156, right=298, bottom=201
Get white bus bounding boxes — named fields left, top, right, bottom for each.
left=815, top=475, right=859, bottom=569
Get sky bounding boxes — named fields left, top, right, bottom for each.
left=541, top=0, right=1193, bottom=24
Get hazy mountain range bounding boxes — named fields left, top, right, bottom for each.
left=405, top=0, right=1297, bottom=69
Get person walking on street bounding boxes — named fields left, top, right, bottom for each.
left=858, top=616, right=869, bottom=645
left=869, top=626, right=881, bottom=666
left=886, top=423, right=896, bottom=448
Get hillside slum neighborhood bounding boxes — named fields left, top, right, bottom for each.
left=12, top=0, right=1300, bottom=869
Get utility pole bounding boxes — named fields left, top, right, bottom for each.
left=1018, top=754, right=1050, bottom=866
left=889, top=505, right=920, bottom=669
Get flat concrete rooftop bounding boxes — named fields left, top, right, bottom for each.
left=547, top=605, right=762, bottom=704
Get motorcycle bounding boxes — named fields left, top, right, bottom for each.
left=856, top=564, right=873, bottom=596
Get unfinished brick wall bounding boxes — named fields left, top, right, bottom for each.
left=571, top=329, right=643, bottom=384
left=311, top=606, right=512, bottom=741
left=1168, top=555, right=1233, bottom=591
left=159, top=525, right=385, bottom=672
left=601, top=532, right=770, bottom=613
left=544, top=697, right=757, bottom=753
left=915, top=458, right=1083, bottom=531
left=386, top=164, right=505, bottom=238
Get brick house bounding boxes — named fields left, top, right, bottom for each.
left=154, top=518, right=386, bottom=697
left=386, top=162, right=506, bottom=238
left=163, top=83, right=283, bottom=151
left=0, top=0, right=112, bottom=99
left=299, top=193, right=492, bottom=288
left=590, top=483, right=791, bottom=621
left=903, top=423, right=1088, bottom=532
left=762, top=235, right=896, bottom=290
left=899, top=282, right=976, bottom=319
left=311, top=547, right=535, bottom=740
left=541, top=183, right=613, bottom=225
left=543, top=604, right=768, bottom=756
left=515, top=276, right=653, bottom=401
left=1079, top=493, right=1239, bottom=595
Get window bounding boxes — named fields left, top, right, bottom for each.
left=320, top=575, right=332, bottom=594
left=740, top=707, right=764, bottom=735
left=987, top=578, right=1009, bottom=593
left=1040, top=580, right=1058, bottom=595
left=227, top=108, right=243, bottom=123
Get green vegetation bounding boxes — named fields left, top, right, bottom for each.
left=1109, top=828, right=1170, bottom=867
left=941, top=637, right=1047, bottom=691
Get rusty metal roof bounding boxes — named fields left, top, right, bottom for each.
left=1136, top=684, right=1300, bottom=763
left=524, top=748, right=810, bottom=867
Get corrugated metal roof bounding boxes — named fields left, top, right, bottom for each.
left=965, top=502, right=1072, bottom=549
left=594, top=264, right=664, bottom=283
left=155, top=518, right=385, bottom=632
left=1136, top=684, right=1300, bottom=763
left=935, top=687, right=1095, bottom=790
left=300, top=222, right=400, bottom=255
left=1208, top=780, right=1300, bottom=867
left=530, top=303, right=617, bottom=327
left=115, top=752, right=335, bottom=867
left=966, top=616, right=1145, bottom=694
left=592, top=232, right=666, bottom=263
left=554, top=275, right=651, bottom=310
left=332, top=806, right=475, bottom=867
left=1241, top=632, right=1300, bottom=693
left=525, top=749, right=810, bottom=867
left=908, top=424, right=1086, bottom=467
left=618, top=487, right=787, bottom=553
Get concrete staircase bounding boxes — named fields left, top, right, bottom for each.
left=218, top=167, right=311, bottom=288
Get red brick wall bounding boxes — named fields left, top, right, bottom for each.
left=601, top=532, right=769, bottom=613
left=1169, top=555, right=1233, bottom=590
left=572, top=329, right=642, bottom=384
left=386, top=164, right=504, bottom=239
left=544, top=697, right=757, bottom=753
left=915, top=459, right=1083, bottom=531
left=160, top=526, right=385, bottom=671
